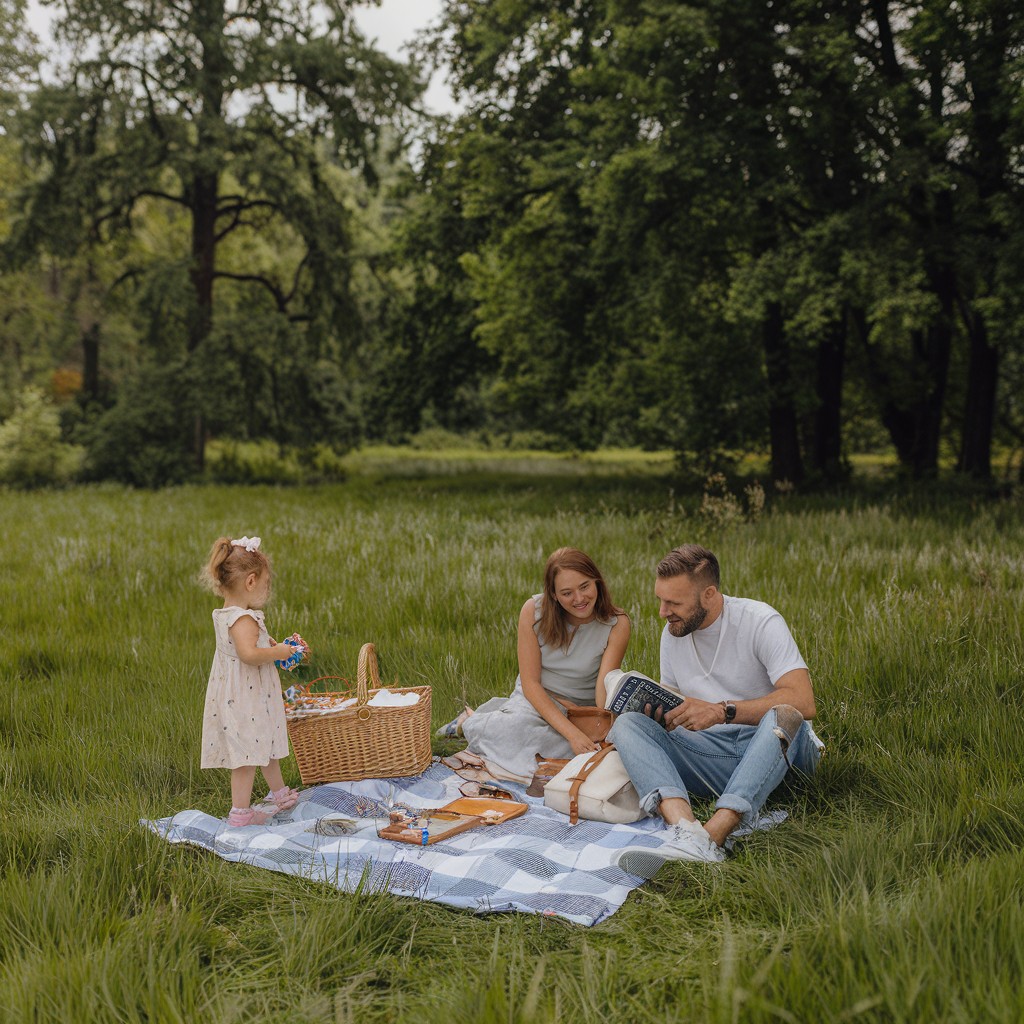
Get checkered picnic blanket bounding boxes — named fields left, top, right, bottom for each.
left=142, top=762, right=786, bottom=926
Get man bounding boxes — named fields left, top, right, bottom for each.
left=611, top=544, right=821, bottom=873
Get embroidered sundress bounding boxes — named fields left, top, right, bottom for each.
left=200, top=607, right=289, bottom=769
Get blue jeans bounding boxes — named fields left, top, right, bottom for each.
left=608, top=708, right=820, bottom=826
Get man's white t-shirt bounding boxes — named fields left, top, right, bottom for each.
left=660, top=594, right=807, bottom=703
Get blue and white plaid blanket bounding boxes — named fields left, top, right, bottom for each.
left=143, top=762, right=785, bottom=927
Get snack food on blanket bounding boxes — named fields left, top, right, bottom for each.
left=283, top=691, right=358, bottom=716
left=283, top=683, right=422, bottom=717
left=275, top=632, right=310, bottom=671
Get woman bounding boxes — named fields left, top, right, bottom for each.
left=442, top=547, right=630, bottom=783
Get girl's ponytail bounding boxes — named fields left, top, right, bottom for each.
left=200, top=537, right=234, bottom=595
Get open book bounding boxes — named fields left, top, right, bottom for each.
left=605, top=670, right=685, bottom=721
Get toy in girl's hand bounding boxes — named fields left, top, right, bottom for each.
left=275, top=632, right=310, bottom=671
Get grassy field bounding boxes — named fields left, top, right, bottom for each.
left=2, top=461, right=1023, bottom=1022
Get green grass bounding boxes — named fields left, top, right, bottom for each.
left=2, top=460, right=1023, bottom=1022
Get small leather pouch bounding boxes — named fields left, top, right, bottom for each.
left=556, top=699, right=615, bottom=743
left=526, top=753, right=571, bottom=798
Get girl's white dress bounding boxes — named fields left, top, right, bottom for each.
left=200, top=607, right=290, bottom=769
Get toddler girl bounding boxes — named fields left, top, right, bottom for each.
left=200, top=535, right=300, bottom=827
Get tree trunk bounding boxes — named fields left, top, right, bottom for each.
left=185, top=0, right=227, bottom=473
left=763, top=301, right=804, bottom=485
left=874, top=189, right=956, bottom=479
left=187, top=170, right=218, bottom=471
left=810, top=313, right=846, bottom=481
left=958, top=314, right=998, bottom=479
left=877, top=319, right=952, bottom=479
left=82, top=322, right=100, bottom=402
left=956, top=16, right=1009, bottom=482
left=188, top=172, right=217, bottom=355
left=914, top=191, right=956, bottom=478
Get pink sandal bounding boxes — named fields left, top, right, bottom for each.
left=266, top=786, right=300, bottom=811
left=227, top=805, right=275, bottom=827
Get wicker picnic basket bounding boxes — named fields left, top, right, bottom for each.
left=286, top=643, right=432, bottom=784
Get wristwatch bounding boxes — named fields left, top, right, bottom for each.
left=721, top=701, right=737, bottom=723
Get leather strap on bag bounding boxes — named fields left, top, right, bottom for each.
left=567, top=744, right=618, bottom=825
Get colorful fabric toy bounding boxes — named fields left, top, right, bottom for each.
left=276, top=633, right=310, bottom=671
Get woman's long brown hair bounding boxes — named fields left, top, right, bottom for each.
left=536, top=547, right=623, bottom=652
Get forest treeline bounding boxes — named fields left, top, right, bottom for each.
left=1, top=0, right=1022, bottom=486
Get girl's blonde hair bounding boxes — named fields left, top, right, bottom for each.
left=537, top=547, right=623, bottom=652
left=200, top=537, right=272, bottom=596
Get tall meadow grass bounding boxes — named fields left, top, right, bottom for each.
left=1, top=467, right=1022, bottom=1022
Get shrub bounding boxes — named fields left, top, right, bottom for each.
left=408, top=427, right=488, bottom=451
left=205, top=440, right=298, bottom=485
left=698, top=472, right=767, bottom=527
left=0, top=388, right=85, bottom=487
left=82, top=365, right=196, bottom=487
left=499, top=429, right=571, bottom=452
left=204, top=440, right=347, bottom=485
left=268, top=359, right=362, bottom=455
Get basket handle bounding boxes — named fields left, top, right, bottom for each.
left=291, top=675, right=350, bottom=696
left=357, top=643, right=381, bottom=717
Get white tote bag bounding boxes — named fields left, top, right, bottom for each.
left=543, top=745, right=643, bottom=825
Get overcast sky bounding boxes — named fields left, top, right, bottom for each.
left=347, top=0, right=453, bottom=114
left=25, top=0, right=456, bottom=114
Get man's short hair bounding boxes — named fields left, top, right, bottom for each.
left=657, top=545, right=721, bottom=590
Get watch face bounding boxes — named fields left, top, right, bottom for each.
left=725, top=703, right=736, bottom=722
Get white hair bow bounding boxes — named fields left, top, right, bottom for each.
left=231, top=536, right=261, bottom=553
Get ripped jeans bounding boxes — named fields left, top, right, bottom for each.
left=608, top=707, right=821, bottom=826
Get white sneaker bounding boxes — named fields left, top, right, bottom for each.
left=614, top=820, right=726, bottom=875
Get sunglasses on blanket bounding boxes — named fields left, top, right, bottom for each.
left=458, top=782, right=514, bottom=800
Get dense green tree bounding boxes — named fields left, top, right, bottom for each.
left=833, top=0, right=1024, bottom=480
left=425, top=0, right=1024, bottom=480
left=363, top=137, right=493, bottom=441
left=6, top=0, right=420, bottom=470
left=0, top=0, right=35, bottom=100
left=419, top=3, right=602, bottom=446
left=4, top=0, right=1022, bottom=482
left=425, top=0, right=825, bottom=466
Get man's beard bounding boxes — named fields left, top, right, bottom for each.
left=667, top=600, right=707, bottom=638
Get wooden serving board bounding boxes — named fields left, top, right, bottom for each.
left=438, top=797, right=528, bottom=823
left=377, top=797, right=528, bottom=846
